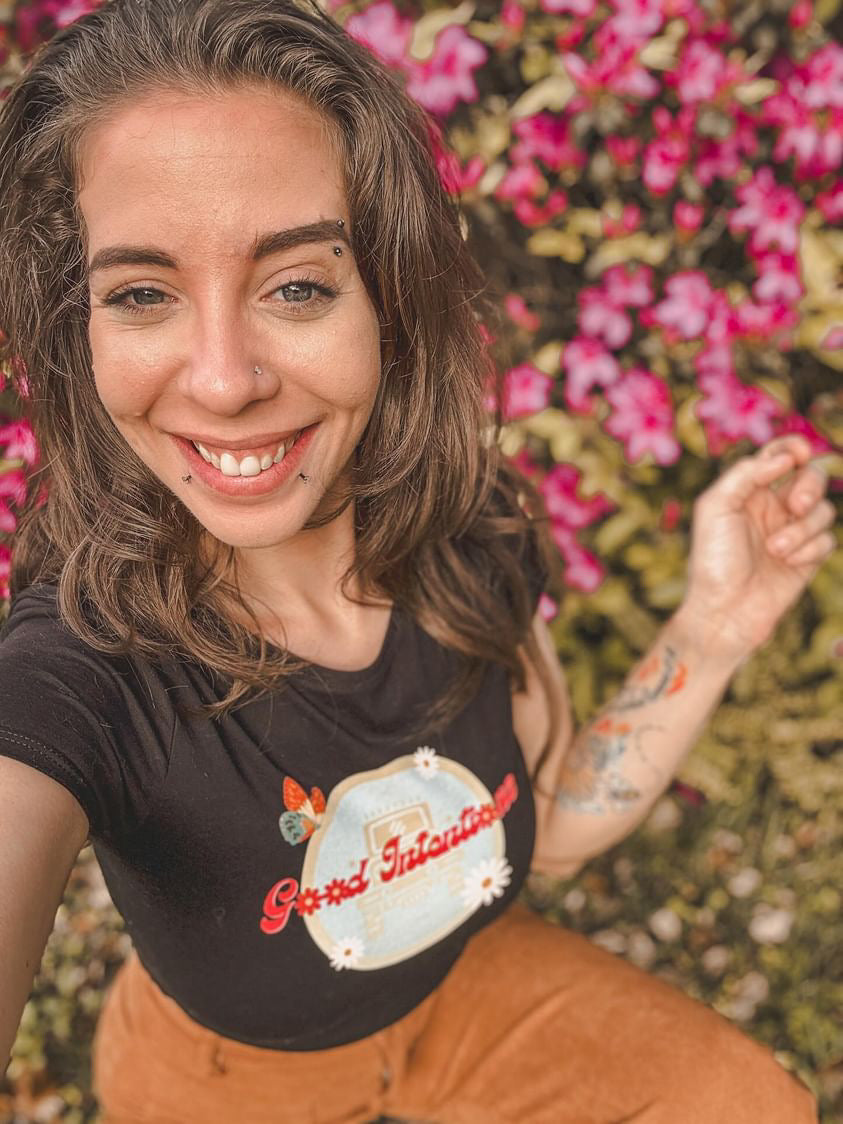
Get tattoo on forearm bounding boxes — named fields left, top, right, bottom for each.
left=555, top=644, right=687, bottom=815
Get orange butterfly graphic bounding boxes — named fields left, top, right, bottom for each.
left=278, top=776, right=326, bottom=846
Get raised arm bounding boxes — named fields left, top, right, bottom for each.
left=0, top=757, right=89, bottom=1072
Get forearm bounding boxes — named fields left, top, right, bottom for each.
left=538, top=606, right=750, bottom=866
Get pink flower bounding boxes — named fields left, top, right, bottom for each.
left=538, top=592, right=559, bottom=622
left=0, top=419, right=38, bottom=466
left=0, top=543, right=10, bottom=601
left=788, top=0, right=812, bottom=28
left=513, top=190, right=568, bottom=227
left=504, top=294, right=541, bottom=333
left=540, top=0, right=596, bottom=14
left=404, top=26, right=488, bottom=117
left=606, top=135, right=641, bottom=167
left=602, top=263, right=655, bottom=308
left=345, top=1, right=412, bottom=66
left=603, top=368, right=681, bottom=465
left=729, top=167, right=805, bottom=256
left=642, top=109, right=692, bottom=195
left=735, top=299, right=799, bottom=341
left=501, top=364, right=553, bottom=420
left=495, top=161, right=544, bottom=202
left=510, top=114, right=586, bottom=172
left=602, top=203, right=642, bottom=238
left=648, top=271, right=714, bottom=341
left=562, top=337, right=622, bottom=414
left=802, top=43, right=843, bottom=110
left=695, top=373, right=785, bottom=446
left=674, top=201, right=705, bottom=234
left=694, top=113, right=759, bottom=186
left=668, top=38, right=746, bottom=105
left=0, top=469, right=27, bottom=507
left=773, top=414, right=834, bottom=455
left=577, top=287, right=633, bottom=349
left=816, top=180, right=843, bottom=223
left=606, top=0, right=664, bottom=40
left=752, top=252, right=803, bottom=306
left=501, top=0, right=526, bottom=32
left=550, top=524, right=607, bottom=593
left=540, top=463, right=615, bottom=529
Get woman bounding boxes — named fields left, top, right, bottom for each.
left=0, top=0, right=832, bottom=1120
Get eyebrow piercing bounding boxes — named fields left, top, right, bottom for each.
left=336, top=219, right=345, bottom=227
left=333, top=246, right=343, bottom=256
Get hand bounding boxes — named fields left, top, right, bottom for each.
left=679, top=435, right=837, bottom=657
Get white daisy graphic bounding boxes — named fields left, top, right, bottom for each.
left=413, top=745, right=440, bottom=779
left=461, top=856, right=513, bottom=911
left=328, top=936, right=365, bottom=971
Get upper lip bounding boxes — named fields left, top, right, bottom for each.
left=175, top=426, right=308, bottom=450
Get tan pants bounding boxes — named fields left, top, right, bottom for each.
left=92, top=902, right=817, bottom=1123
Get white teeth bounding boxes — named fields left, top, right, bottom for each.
left=219, top=451, right=241, bottom=477
left=239, top=455, right=261, bottom=477
left=190, top=429, right=303, bottom=477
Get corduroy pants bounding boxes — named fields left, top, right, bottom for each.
left=92, top=901, right=817, bottom=1124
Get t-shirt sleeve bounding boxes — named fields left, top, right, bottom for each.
left=0, top=588, right=168, bottom=843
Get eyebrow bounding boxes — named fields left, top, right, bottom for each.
left=87, top=219, right=351, bottom=275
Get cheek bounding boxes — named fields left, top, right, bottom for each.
left=89, top=322, right=170, bottom=419
left=311, top=307, right=381, bottom=409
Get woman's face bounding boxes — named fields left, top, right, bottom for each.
left=80, top=85, right=382, bottom=550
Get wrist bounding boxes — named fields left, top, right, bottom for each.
left=667, top=601, right=756, bottom=674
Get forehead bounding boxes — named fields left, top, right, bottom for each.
left=77, top=85, right=346, bottom=255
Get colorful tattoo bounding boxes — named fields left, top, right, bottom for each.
left=555, top=645, right=687, bottom=814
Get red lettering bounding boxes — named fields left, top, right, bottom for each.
left=345, top=858, right=370, bottom=897
left=380, top=836, right=401, bottom=882
left=495, top=772, right=518, bottom=818
left=427, top=831, right=445, bottom=857
left=260, top=877, right=299, bottom=935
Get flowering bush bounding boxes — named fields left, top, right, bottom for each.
left=0, top=0, right=842, bottom=1119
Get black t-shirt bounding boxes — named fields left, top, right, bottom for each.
left=0, top=556, right=546, bottom=1050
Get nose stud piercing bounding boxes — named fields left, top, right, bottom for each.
left=254, top=365, right=263, bottom=375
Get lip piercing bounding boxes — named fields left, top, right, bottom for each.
left=254, top=365, right=263, bottom=375
left=299, top=472, right=310, bottom=482
left=182, top=474, right=192, bottom=483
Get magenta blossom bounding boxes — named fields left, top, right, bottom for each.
left=0, top=544, right=10, bottom=601
left=504, top=294, right=541, bottom=333
left=561, top=337, right=622, bottom=414
left=513, top=190, right=568, bottom=227
left=345, top=0, right=412, bottom=67
left=647, top=271, right=715, bottom=341
left=540, top=463, right=615, bottom=530
left=603, top=368, right=681, bottom=465
left=816, top=180, right=843, bottom=224
left=501, top=363, right=553, bottom=420
left=674, top=201, right=705, bottom=234
left=404, top=26, right=488, bottom=117
left=602, top=203, right=642, bottom=238
left=642, top=107, right=694, bottom=195
left=693, top=112, right=759, bottom=186
left=729, top=167, right=805, bottom=256
left=752, top=252, right=803, bottom=307
left=695, top=373, right=785, bottom=447
left=538, top=592, right=559, bottom=622
left=540, top=0, right=596, bottom=15
left=602, top=263, right=655, bottom=308
left=577, top=286, right=633, bottom=349
left=0, top=419, right=38, bottom=466
left=495, top=161, right=544, bottom=202
left=510, top=113, right=586, bottom=173
left=550, top=523, right=606, bottom=593
left=606, top=135, right=641, bottom=167
left=667, top=37, right=746, bottom=106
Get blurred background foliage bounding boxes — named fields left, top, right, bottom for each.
left=0, top=0, right=841, bottom=1119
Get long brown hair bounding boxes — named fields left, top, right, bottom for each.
left=0, top=0, right=562, bottom=764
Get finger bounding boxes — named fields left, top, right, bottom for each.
left=758, top=435, right=813, bottom=464
left=778, top=531, right=836, bottom=568
left=768, top=499, right=836, bottom=556
left=709, top=450, right=801, bottom=512
left=783, top=462, right=829, bottom=516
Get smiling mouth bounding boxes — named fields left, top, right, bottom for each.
left=189, top=431, right=302, bottom=477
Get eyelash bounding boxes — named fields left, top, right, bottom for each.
left=101, top=275, right=339, bottom=317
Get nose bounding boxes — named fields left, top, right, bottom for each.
left=180, top=298, right=279, bottom=415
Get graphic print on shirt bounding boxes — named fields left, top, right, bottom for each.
left=259, top=747, right=518, bottom=971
